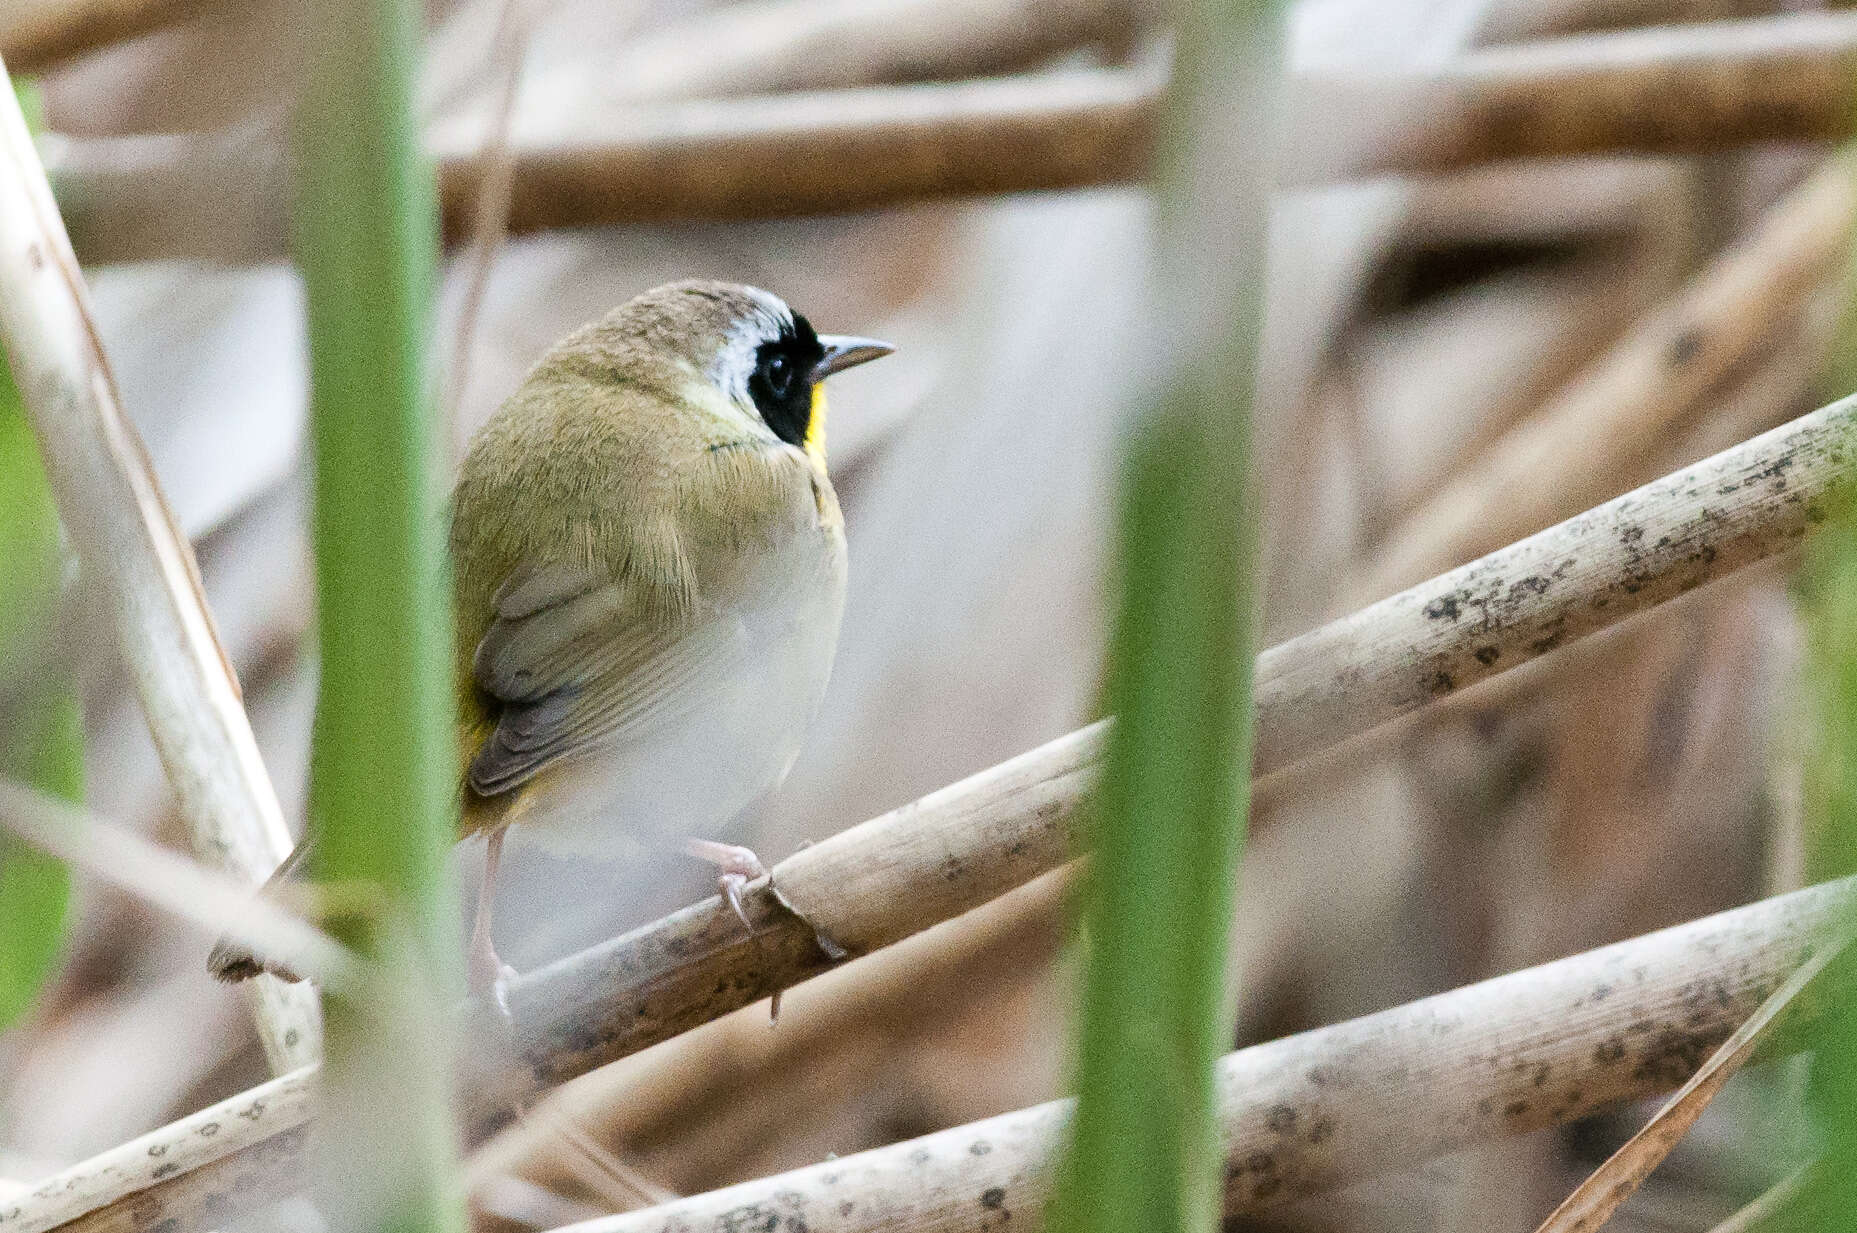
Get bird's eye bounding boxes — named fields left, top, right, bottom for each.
left=748, top=333, right=819, bottom=447
left=763, top=352, right=793, bottom=397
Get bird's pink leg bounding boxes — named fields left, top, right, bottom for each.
left=685, top=838, right=767, bottom=931
left=469, top=825, right=517, bottom=1011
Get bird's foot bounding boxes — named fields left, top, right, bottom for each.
left=685, top=838, right=768, bottom=932
left=469, top=936, right=520, bottom=1021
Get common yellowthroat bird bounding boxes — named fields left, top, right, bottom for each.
left=212, top=279, right=892, bottom=995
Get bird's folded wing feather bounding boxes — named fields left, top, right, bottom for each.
left=467, top=561, right=736, bottom=797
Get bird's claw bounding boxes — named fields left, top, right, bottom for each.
left=686, top=839, right=768, bottom=936
left=720, top=872, right=753, bottom=929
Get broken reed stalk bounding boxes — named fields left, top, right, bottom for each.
left=0, top=0, right=215, bottom=74
left=15, top=390, right=1857, bottom=1233
left=1360, top=148, right=1856, bottom=602
left=48, top=10, right=1857, bottom=262
left=0, top=57, right=320, bottom=1071
left=19, top=872, right=1854, bottom=1233
left=547, top=877, right=1857, bottom=1233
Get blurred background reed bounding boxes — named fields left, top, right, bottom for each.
left=3, top=0, right=1857, bottom=1230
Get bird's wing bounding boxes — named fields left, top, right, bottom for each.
left=466, top=559, right=737, bottom=798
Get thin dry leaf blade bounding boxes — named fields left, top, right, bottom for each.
left=0, top=778, right=362, bottom=990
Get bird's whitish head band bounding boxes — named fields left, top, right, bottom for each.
left=550, top=279, right=893, bottom=460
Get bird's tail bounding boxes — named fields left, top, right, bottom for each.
left=207, top=832, right=317, bottom=983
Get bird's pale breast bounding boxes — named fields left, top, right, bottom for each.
left=462, top=447, right=848, bottom=858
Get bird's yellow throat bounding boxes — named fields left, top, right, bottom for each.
left=805, top=384, right=829, bottom=469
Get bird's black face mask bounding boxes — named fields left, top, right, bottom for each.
left=748, top=312, right=826, bottom=449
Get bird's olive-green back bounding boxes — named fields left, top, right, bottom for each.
left=446, top=282, right=836, bottom=834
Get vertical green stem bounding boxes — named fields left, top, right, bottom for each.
left=0, top=77, right=78, bottom=1033
left=1791, top=487, right=1857, bottom=1228
left=0, top=349, right=80, bottom=1034
left=293, top=1, right=460, bottom=1231
left=1793, top=150, right=1857, bottom=1228
left=1049, top=4, right=1281, bottom=1233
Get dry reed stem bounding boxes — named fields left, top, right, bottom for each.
left=1398, top=157, right=1683, bottom=249
left=0, top=0, right=215, bottom=74
left=18, top=389, right=1856, bottom=1231
left=549, top=876, right=1857, bottom=1233
left=430, top=64, right=1163, bottom=240
left=43, top=123, right=290, bottom=267
left=46, top=67, right=1158, bottom=262
left=1360, top=149, right=1857, bottom=601
left=483, top=299, right=1840, bottom=1222
left=49, top=11, right=1857, bottom=260
left=0, top=1067, right=317, bottom=1233
left=422, top=0, right=1139, bottom=131
left=1473, top=0, right=1773, bottom=44
left=1242, top=391, right=1844, bottom=773
left=1528, top=927, right=1854, bottom=1233
left=1662, top=279, right=1843, bottom=471
left=19, top=873, right=1854, bottom=1233
left=465, top=869, right=1078, bottom=1227
left=1286, top=10, right=1857, bottom=184
left=588, top=0, right=1142, bottom=103
left=1260, top=279, right=1838, bottom=812
left=0, top=60, right=320, bottom=1070
left=496, top=392, right=1855, bottom=1103
left=491, top=383, right=1853, bottom=1098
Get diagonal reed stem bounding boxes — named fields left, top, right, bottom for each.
left=0, top=52, right=320, bottom=1072
left=13, top=384, right=1857, bottom=1232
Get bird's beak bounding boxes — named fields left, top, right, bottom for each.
left=813, top=335, right=895, bottom=381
